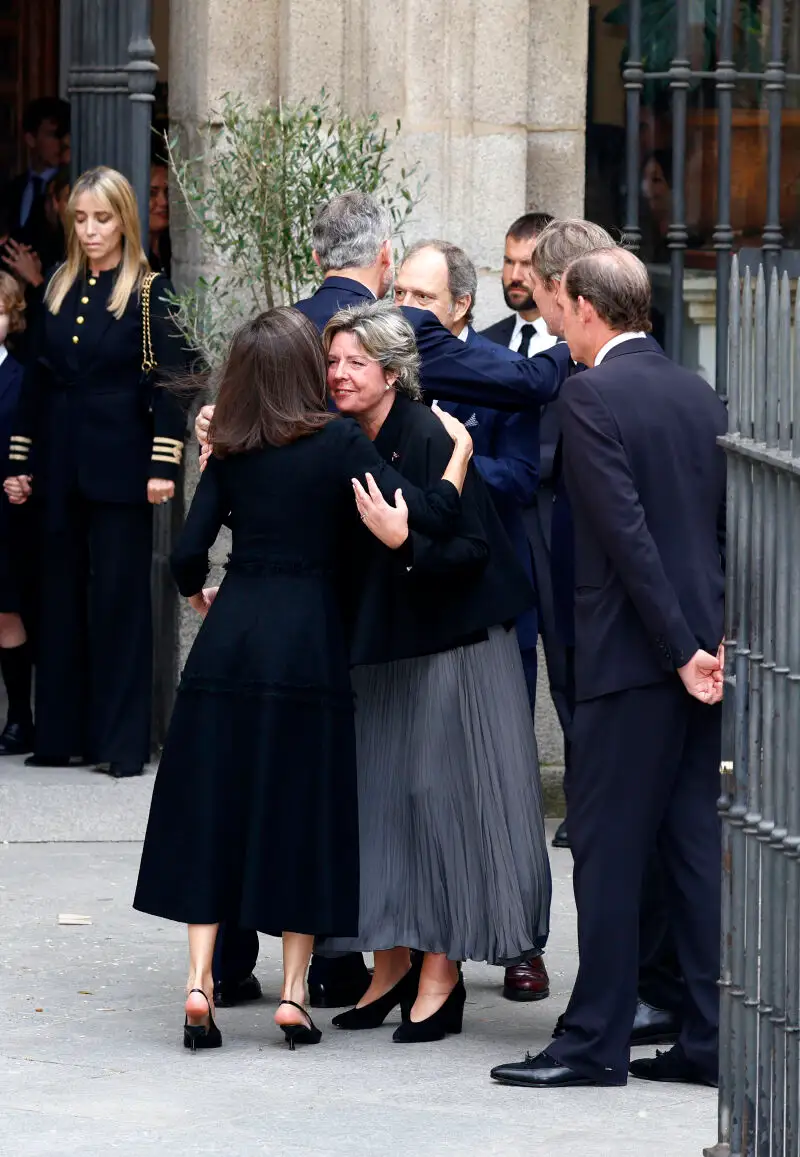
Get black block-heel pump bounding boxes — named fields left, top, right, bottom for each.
left=277, top=1000, right=322, bottom=1050
left=183, top=988, right=222, bottom=1051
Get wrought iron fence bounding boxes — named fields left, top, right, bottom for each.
left=704, top=253, right=800, bottom=1156
left=623, top=0, right=800, bottom=400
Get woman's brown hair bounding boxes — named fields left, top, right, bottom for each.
left=0, top=272, right=27, bottom=334
left=210, top=306, right=336, bottom=456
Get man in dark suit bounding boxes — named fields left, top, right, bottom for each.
left=197, top=193, right=571, bottom=1012
left=395, top=239, right=549, bottom=1005
left=481, top=211, right=582, bottom=851
left=491, top=247, right=726, bottom=1090
left=2, top=98, right=69, bottom=262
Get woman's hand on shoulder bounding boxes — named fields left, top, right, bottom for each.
left=148, top=478, right=175, bottom=504
left=196, top=404, right=214, bottom=447
left=431, top=403, right=473, bottom=458
left=352, top=473, right=409, bottom=550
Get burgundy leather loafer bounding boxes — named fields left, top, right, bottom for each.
left=503, top=956, right=550, bottom=1002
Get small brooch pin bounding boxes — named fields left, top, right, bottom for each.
left=391, top=451, right=400, bottom=461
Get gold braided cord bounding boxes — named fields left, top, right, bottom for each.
left=141, top=272, right=159, bottom=374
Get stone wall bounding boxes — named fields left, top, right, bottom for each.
left=168, top=0, right=588, bottom=771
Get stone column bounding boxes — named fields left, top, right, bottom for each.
left=526, top=0, right=589, bottom=221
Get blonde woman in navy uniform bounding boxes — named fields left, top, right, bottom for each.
left=4, top=166, right=187, bottom=777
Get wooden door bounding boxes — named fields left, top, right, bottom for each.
left=0, top=0, right=60, bottom=187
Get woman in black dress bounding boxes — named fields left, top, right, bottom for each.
left=133, top=307, right=472, bottom=1051
left=4, top=166, right=187, bottom=776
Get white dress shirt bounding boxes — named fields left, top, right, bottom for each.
left=0, top=345, right=8, bottom=371
left=510, top=313, right=558, bottom=357
left=593, top=331, right=648, bottom=367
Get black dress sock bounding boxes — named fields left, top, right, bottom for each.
left=0, top=641, right=33, bottom=728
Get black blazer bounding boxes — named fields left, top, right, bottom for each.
left=9, top=267, right=188, bottom=506
left=480, top=314, right=516, bottom=347
left=346, top=395, right=535, bottom=665
left=559, top=339, right=727, bottom=701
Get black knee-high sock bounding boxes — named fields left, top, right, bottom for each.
left=0, top=641, right=33, bottom=727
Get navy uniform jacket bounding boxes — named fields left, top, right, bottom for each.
left=294, top=276, right=571, bottom=408
left=0, top=352, right=24, bottom=478
left=8, top=268, right=187, bottom=506
left=559, top=338, right=727, bottom=702
left=437, top=328, right=540, bottom=652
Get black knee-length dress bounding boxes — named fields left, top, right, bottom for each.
left=133, top=417, right=459, bottom=937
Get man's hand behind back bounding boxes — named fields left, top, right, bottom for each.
left=678, top=648, right=724, bottom=705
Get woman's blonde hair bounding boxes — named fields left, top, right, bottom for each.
left=322, top=300, right=422, bottom=400
left=45, top=166, right=149, bottom=320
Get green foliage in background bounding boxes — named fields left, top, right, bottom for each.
left=164, top=91, right=424, bottom=367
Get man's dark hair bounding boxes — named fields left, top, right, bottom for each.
left=563, top=249, right=653, bottom=334
left=22, top=97, right=70, bottom=137
left=402, top=238, right=478, bottom=326
left=210, top=307, right=336, bottom=455
left=506, top=212, right=554, bottom=242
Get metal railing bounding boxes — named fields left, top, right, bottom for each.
left=705, top=253, right=800, bottom=1157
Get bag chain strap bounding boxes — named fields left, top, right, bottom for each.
left=141, top=271, right=159, bottom=375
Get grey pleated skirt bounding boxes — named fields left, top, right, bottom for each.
left=323, top=626, right=551, bottom=965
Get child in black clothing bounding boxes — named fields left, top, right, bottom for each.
left=0, top=272, right=34, bottom=753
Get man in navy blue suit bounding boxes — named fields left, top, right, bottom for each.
left=195, top=193, right=571, bottom=1012
left=395, top=239, right=550, bottom=1005
left=491, top=247, right=725, bottom=1090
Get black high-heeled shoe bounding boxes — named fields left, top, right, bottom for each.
left=332, top=962, right=420, bottom=1030
left=183, top=988, right=222, bottom=1051
left=392, top=977, right=466, bottom=1043
left=277, top=1000, right=322, bottom=1050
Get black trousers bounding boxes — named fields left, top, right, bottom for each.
left=548, top=682, right=721, bottom=1083
left=524, top=491, right=572, bottom=768
left=35, top=495, right=153, bottom=765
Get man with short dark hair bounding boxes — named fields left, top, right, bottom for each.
left=2, top=97, right=70, bottom=259
left=491, top=247, right=726, bottom=1090
left=482, top=212, right=556, bottom=357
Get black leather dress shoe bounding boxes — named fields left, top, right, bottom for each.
left=551, top=820, right=570, bottom=849
left=629, top=1047, right=717, bottom=1087
left=629, top=1000, right=681, bottom=1046
left=108, top=763, right=145, bottom=779
left=0, top=721, right=34, bottom=756
left=308, top=955, right=371, bottom=1009
left=490, top=1050, right=624, bottom=1088
left=553, top=999, right=681, bottom=1046
left=214, top=973, right=263, bottom=1008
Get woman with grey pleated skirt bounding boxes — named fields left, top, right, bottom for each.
left=330, top=627, right=549, bottom=967
left=319, top=302, right=551, bottom=1044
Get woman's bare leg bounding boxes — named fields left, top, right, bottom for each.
left=274, top=932, right=314, bottom=1027
left=186, top=922, right=219, bottom=1024
left=409, top=952, right=459, bottom=1022
left=357, top=947, right=411, bottom=1007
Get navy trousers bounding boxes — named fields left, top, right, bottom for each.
left=548, top=681, right=721, bottom=1084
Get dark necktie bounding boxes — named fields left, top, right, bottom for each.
left=518, top=323, right=535, bottom=358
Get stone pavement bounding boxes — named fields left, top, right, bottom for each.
left=0, top=757, right=717, bottom=1157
